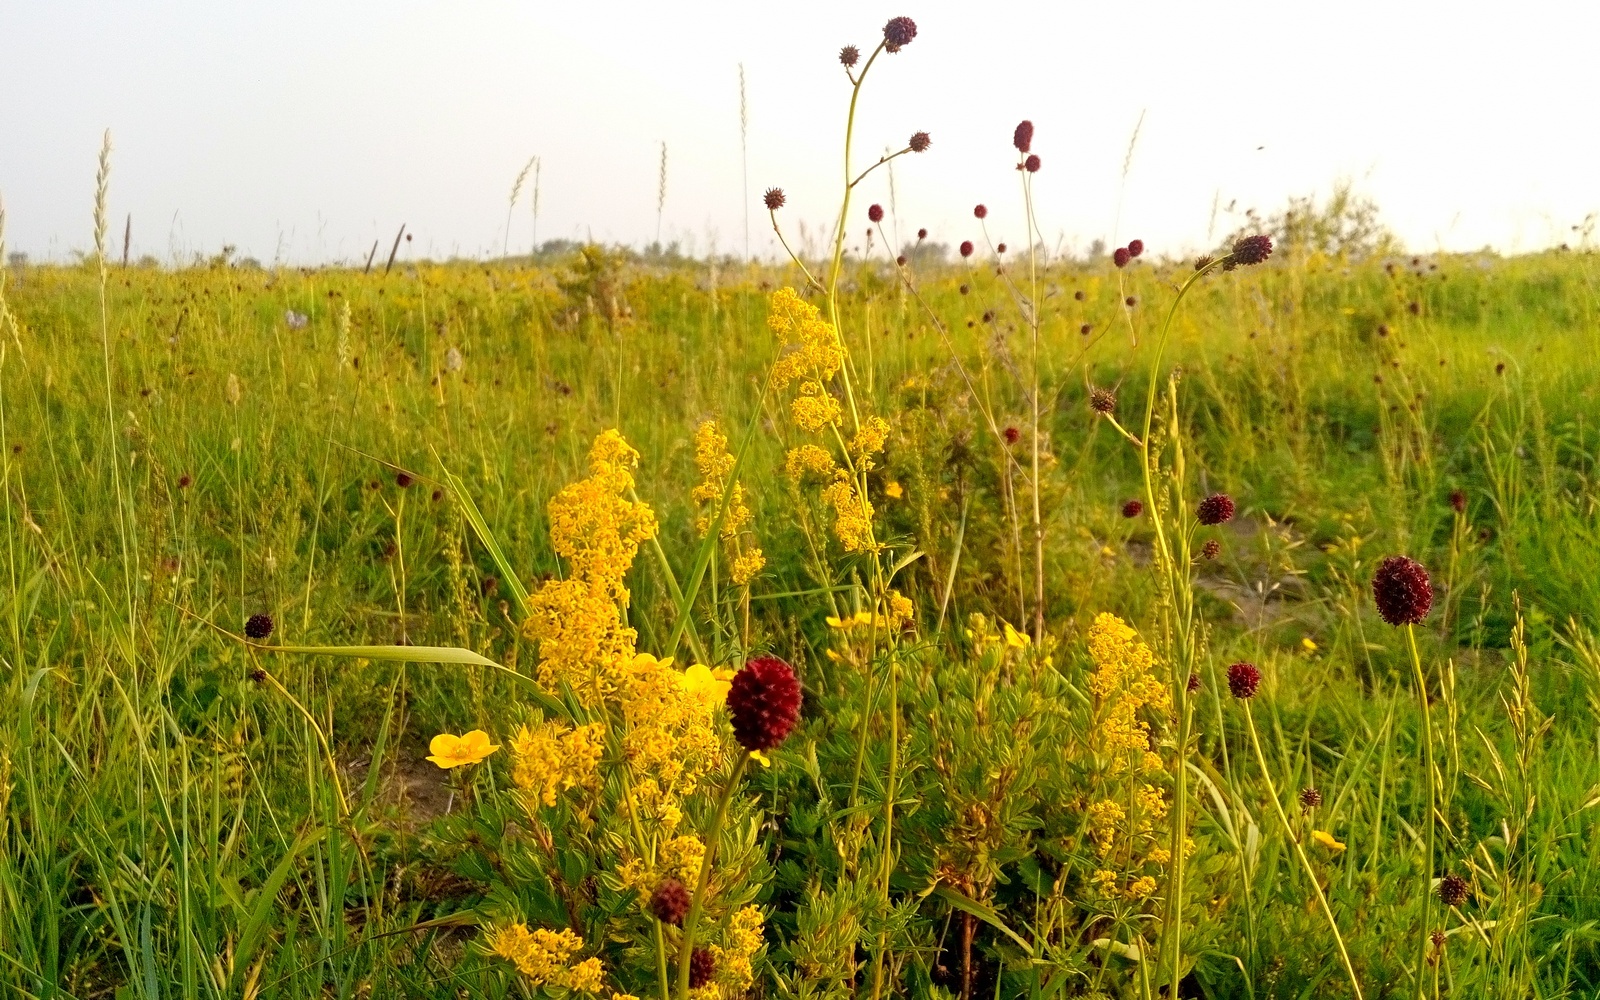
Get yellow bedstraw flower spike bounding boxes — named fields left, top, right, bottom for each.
left=426, top=730, right=499, bottom=769
left=1312, top=829, right=1347, bottom=853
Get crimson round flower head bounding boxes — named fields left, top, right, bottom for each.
left=1003, top=425, right=1021, bottom=444
left=974, top=204, right=987, bottom=219
left=1227, top=662, right=1261, bottom=699
left=395, top=471, right=414, bottom=489
left=649, top=879, right=691, bottom=926
left=244, top=613, right=275, bottom=640
left=839, top=45, right=860, bottom=67
left=1127, top=239, right=1144, bottom=258
left=1201, top=538, right=1222, bottom=560
left=727, top=655, right=802, bottom=752
left=917, top=228, right=928, bottom=240
left=1122, top=499, right=1143, bottom=519
left=688, top=948, right=717, bottom=989
left=1125, top=296, right=1138, bottom=308
left=959, top=240, right=974, bottom=258
left=1013, top=120, right=1034, bottom=154
left=1231, top=234, right=1273, bottom=266
left=1372, top=555, right=1433, bottom=626
left=868, top=203, right=885, bottom=223
left=1113, top=247, right=1131, bottom=268
left=996, top=242, right=1006, bottom=253
left=1299, top=787, right=1323, bottom=809
left=1024, top=154, right=1041, bottom=173
left=1186, top=672, right=1201, bottom=693
left=1438, top=873, right=1469, bottom=908
left=896, top=254, right=907, bottom=266
left=908, top=131, right=931, bottom=152
left=1196, top=493, right=1236, bottom=526
left=763, top=187, right=786, bottom=211
left=1090, top=387, right=1116, bottom=413
left=1080, top=323, right=1093, bottom=335
left=883, top=16, right=917, bottom=51
left=1448, top=488, right=1466, bottom=513
left=1194, top=254, right=1214, bottom=271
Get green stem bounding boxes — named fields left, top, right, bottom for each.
left=1243, top=701, right=1363, bottom=1000
left=676, top=752, right=750, bottom=1000
left=1407, top=624, right=1436, bottom=999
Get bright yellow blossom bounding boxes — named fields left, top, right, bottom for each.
left=425, top=730, right=499, bottom=769
left=1313, top=829, right=1347, bottom=852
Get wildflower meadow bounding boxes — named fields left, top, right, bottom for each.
left=4, top=14, right=1600, bottom=1000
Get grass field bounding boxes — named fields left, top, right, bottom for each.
left=3, top=234, right=1600, bottom=998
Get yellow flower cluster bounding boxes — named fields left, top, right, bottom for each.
left=791, top=382, right=843, bottom=433
left=490, top=924, right=606, bottom=992
left=690, top=420, right=765, bottom=585
left=821, top=473, right=876, bottom=553
left=784, top=444, right=837, bottom=481
left=768, top=287, right=843, bottom=389
left=711, top=906, right=766, bottom=994
left=1087, top=613, right=1171, bottom=771
left=850, top=416, right=889, bottom=468
left=508, top=721, right=605, bottom=807
left=523, top=431, right=658, bottom=704
left=620, top=654, right=723, bottom=800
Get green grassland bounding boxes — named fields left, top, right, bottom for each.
left=2, top=244, right=1600, bottom=998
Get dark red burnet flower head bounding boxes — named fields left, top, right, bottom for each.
left=996, top=242, right=1006, bottom=253
left=1013, top=120, right=1034, bottom=154
left=1299, top=787, right=1323, bottom=809
left=1113, top=247, right=1131, bottom=268
left=649, top=879, right=691, bottom=926
left=688, top=948, right=717, bottom=989
left=916, top=228, right=928, bottom=240
left=1231, top=234, right=1274, bottom=266
left=883, top=16, right=917, bottom=51
left=868, top=203, right=884, bottom=223
left=974, top=204, right=987, bottom=219
left=1448, top=488, right=1466, bottom=513
left=1438, top=873, right=1469, bottom=908
left=1201, top=538, right=1221, bottom=560
left=1127, top=239, right=1144, bottom=258
left=244, top=613, right=275, bottom=640
left=1372, top=555, right=1432, bottom=626
left=959, top=240, right=974, bottom=258
left=763, top=188, right=786, bottom=211
left=1122, top=499, right=1143, bottom=519
left=1196, top=493, right=1236, bottom=526
left=839, top=45, right=860, bottom=67
left=908, top=131, right=931, bottom=152
left=1003, top=425, right=1021, bottom=444
left=1227, top=662, right=1261, bottom=699
left=726, top=655, right=802, bottom=752
left=1089, top=387, right=1116, bottom=413
left=1186, top=672, right=1201, bottom=693
left=395, top=470, right=414, bottom=488
left=1024, top=154, right=1041, bottom=173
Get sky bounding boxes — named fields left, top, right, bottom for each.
left=2, top=1, right=1597, bottom=265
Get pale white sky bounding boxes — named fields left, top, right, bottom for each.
left=2, top=1, right=1596, bottom=264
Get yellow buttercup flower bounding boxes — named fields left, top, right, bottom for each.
left=884, top=480, right=903, bottom=499
left=1302, top=636, right=1319, bottom=653
left=1312, top=829, right=1346, bottom=852
left=426, top=730, right=499, bottom=769
left=1003, top=621, right=1031, bottom=648
left=682, top=663, right=734, bottom=707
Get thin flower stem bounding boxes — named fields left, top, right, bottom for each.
left=1244, top=701, right=1364, bottom=1000
left=1407, top=623, right=1436, bottom=1000
left=677, top=752, right=750, bottom=1000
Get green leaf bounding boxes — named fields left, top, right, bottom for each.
left=930, top=885, right=1034, bottom=956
